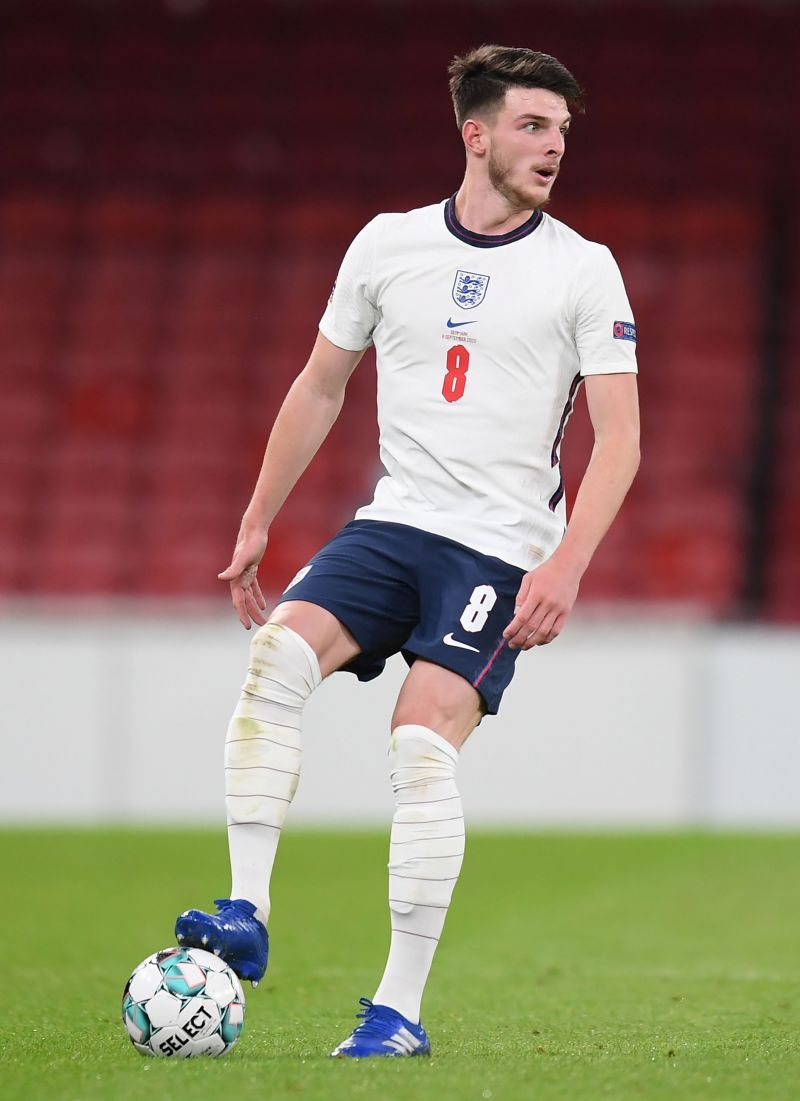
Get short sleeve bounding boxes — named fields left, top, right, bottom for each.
left=318, top=217, right=381, bottom=351
left=573, top=244, right=638, bottom=376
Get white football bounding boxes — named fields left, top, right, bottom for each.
left=122, top=946, right=245, bottom=1057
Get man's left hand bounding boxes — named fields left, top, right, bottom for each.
left=503, top=558, right=581, bottom=650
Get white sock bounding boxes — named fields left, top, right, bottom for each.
left=372, top=724, right=465, bottom=1023
left=225, top=622, right=321, bottom=925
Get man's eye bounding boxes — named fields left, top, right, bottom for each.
left=525, top=123, right=538, bottom=132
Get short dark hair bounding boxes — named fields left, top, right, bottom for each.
left=448, top=45, right=585, bottom=129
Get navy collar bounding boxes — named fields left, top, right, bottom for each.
left=444, top=193, right=543, bottom=248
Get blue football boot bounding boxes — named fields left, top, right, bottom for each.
left=330, top=998, right=431, bottom=1058
left=175, top=898, right=268, bottom=985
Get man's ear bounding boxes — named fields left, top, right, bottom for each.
left=462, top=118, right=487, bottom=156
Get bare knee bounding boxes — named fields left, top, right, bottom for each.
left=391, top=660, right=483, bottom=749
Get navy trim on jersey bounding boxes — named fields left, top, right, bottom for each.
left=444, top=194, right=543, bottom=248
left=548, top=372, right=583, bottom=512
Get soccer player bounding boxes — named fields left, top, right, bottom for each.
left=176, top=45, right=640, bottom=1058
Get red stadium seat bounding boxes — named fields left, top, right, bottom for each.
left=0, top=195, right=79, bottom=245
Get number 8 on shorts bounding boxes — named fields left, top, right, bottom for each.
left=459, top=585, right=497, bottom=633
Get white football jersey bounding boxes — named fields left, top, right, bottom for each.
left=319, top=196, right=637, bottom=571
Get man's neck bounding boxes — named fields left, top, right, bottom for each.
left=453, top=178, right=535, bottom=237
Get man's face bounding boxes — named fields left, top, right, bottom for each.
left=481, top=86, right=571, bottom=210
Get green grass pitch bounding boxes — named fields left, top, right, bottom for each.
left=3, top=828, right=800, bottom=1101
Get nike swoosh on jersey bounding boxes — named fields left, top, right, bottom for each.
left=446, top=318, right=478, bottom=328
left=443, top=633, right=480, bottom=652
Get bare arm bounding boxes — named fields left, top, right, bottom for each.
left=221, top=332, right=367, bottom=628
left=503, top=372, right=640, bottom=649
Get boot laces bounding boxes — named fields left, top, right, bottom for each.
left=352, top=997, right=392, bottom=1038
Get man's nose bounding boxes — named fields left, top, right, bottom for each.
left=547, top=129, right=565, bottom=156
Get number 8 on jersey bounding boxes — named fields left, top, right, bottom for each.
left=442, top=344, right=470, bottom=403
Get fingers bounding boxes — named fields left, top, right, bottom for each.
left=503, top=597, right=543, bottom=649
left=218, top=547, right=267, bottom=628
left=538, top=614, right=565, bottom=646
left=504, top=602, right=567, bottom=650
left=519, top=611, right=566, bottom=649
left=503, top=575, right=535, bottom=647
left=515, top=572, right=532, bottom=606
left=525, top=609, right=559, bottom=649
left=251, top=576, right=267, bottom=611
left=226, top=579, right=267, bottom=631
left=244, top=585, right=267, bottom=627
left=229, top=583, right=251, bottom=630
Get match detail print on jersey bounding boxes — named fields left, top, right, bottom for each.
left=442, top=344, right=470, bottom=403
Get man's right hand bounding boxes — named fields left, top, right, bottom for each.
left=218, top=525, right=269, bottom=630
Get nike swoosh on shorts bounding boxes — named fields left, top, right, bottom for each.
left=442, top=633, right=480, bottom=653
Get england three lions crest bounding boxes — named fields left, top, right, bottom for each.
left=452, top=270, right=490, bottom=310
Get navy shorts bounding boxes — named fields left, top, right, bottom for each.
left=275, top=520, right=526, bottom=715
